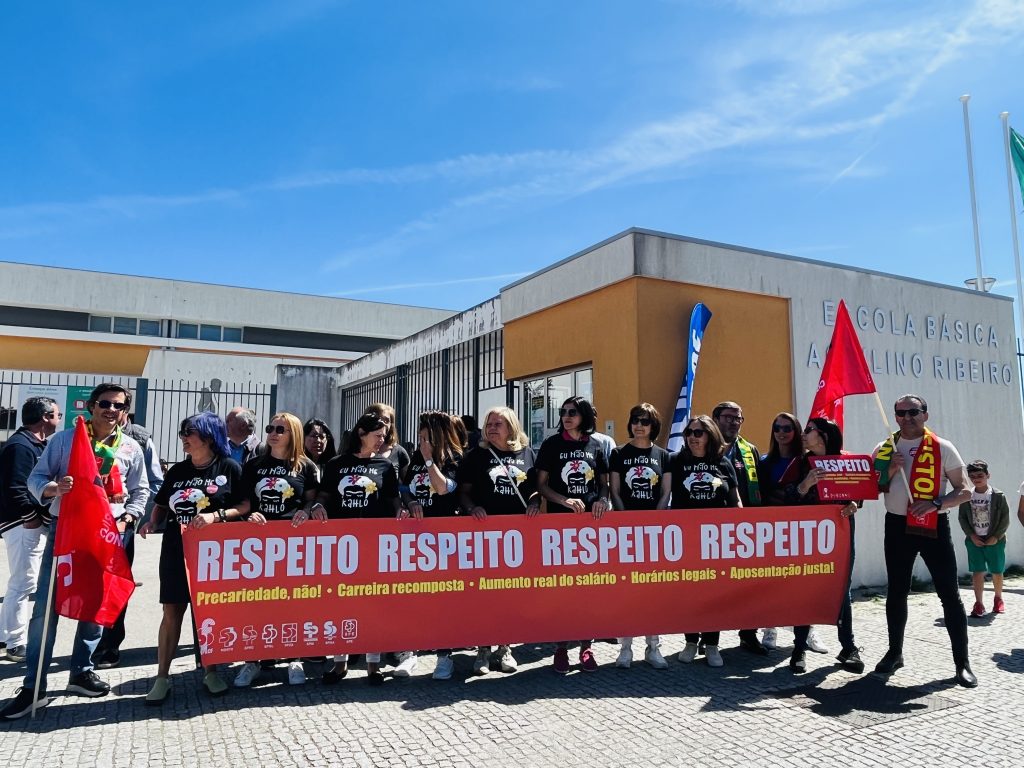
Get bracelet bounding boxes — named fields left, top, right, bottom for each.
left=217, top=509, right=227, bottom=523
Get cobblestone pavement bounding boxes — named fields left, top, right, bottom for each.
left=2, top=536, right=1023, bottom=767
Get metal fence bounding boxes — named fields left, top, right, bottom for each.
left=0, top=369, right=276, bottom=465
left=340, top=329, right=510, bottom=444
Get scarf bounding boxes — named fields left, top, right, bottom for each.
left=734, top=436, right=760, bottom=505
left=87, top=421, right=125, bottom=502
left=874, top=427, right=940, bottom=538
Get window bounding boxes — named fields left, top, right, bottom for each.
left=200, top=324, right=221, bottom=341
left=177, top=323, right=198, bottom=339
left=89, top=316, right=112, bottom=333
left=521, top=365, right=594, bottom=447
left=222, top=327, right=243, bottom=343
left=138, top=319, right=162, bottom=336
left=113, top=317, right=137, bottom=335
left=546, top=373, right=573, bottom=429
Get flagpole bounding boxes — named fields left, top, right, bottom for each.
left=960, top=95, right=985, bottom=289
left=1000, top=112, right=1024, bottom=337
left=30, top=555, right=59, bottom=719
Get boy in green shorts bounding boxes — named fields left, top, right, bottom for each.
left=958, top=460, right=1009, bottom=617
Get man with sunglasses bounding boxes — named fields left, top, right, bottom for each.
left=0, top=397, right=61, bottom=664
left=872, top=394, right=974, bottom=687
left=711, top=401, right=769, bottom=656
left=1, top=384, right=149, bottom=719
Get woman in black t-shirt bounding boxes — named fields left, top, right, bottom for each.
left=610, top=402, right=671, bottom=670
left=458, top=406, right=539, bottom=675
left=138, top=412, right=246, bottom=704
left=233, top=412, right=320, bottom=689
left=535, top=396, right=610, bottom=675
left=302, top=418, right=337, bottom=479
left=664, top=415, right=739, bottom=669
left=365, top=402, right=411, bottom=488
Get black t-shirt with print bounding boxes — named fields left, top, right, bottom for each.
left=241, top=454, right=319, bottom=521
left=382, top=443, right=412, bottom=482
left=610, top=443, right=670, bottom=510
left=535, top=433, right=610, bottom=513
left=321, top=453, right=399, bottom=519
left=405, top=450, right=462, bottom=517
left=457, top=446, right=536, bottom=515
left=154, top=456, right=245, bottom=553
left=667, top=453, right=738, bottom=509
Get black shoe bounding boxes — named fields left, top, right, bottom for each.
left=739, top=637, right=769, bottom=656
left=873, top=650, right=904, bottom=675
left=366, top=670, right=385, bottom=686
left=67, top=671, right=110, bottom=697
left=1, top=687, right=49, bottom=720
left=837, top=647, right=865, bottom=674
left=789, top=650, right=807, bottom=673
left=955, top=661, right=978, bottom=688
left=93, top=650, right=121, bottom=670
left=322, top=663, right=348, bottom=685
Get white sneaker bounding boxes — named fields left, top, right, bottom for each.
left=615, top=644, right=633, bottom=668
left=705, top=645, right=724, bottom=667
left=233, top=662, right=262, bottom=688
left=806, top=628, right=828, bottom=654
left=645, top=645, right=669, bottom=669
left=287, top=661, right=305, bottom=685
left=762, top=627, right=778, bottom=650
left=473, top=649, right=489, bottom=676
left=494, top=646, right=518, bottom=673
left=393, top=652, right=417, bottom=678
left=432, top=654, right=454, bottom=680
left=678, top=642, right=699, bottom=663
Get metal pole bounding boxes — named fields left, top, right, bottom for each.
left=960, top=95, right=985, bottom=288
left=1000, top=112, right=1024, bottom=338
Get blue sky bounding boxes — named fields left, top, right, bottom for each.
left=3, top=0, right=1024, bottom=311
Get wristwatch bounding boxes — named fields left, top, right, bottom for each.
left=931, top=498, right=942, bottom=510
left=424, top=459, right=433, bottom=468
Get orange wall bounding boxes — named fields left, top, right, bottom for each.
left=504, top=277, right=794, bottom=449
left=0, top=336, right=150, bottom=375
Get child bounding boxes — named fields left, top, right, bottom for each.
left=958, top=460, right=1010, bottom=617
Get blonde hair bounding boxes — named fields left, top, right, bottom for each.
left=481, top=407, right=529, bottom=452
left=268, top=412, right=309, bottom=475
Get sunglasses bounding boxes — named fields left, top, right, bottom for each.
left=96, top=399, right=128, bottom=411
left=772, top=424, right=794, bottom=434
left=266, top=424, right=287, bottom=434
left=559, top=408, right=579, bottom=418
left=178, top=427, right=198, bottom=438
left=894, top=408, right=924, bottom=417
left=630, top=417, right=652, bottom=426
left=44, top=410, right=59, bottom=419
left=803, top=426, right=819, bottom=435
left=683, top=428, right=707, bottom=438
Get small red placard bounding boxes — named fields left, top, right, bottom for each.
left=807, top=455, right=879, bottom=501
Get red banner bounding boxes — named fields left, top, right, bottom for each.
left=183, top=506, right=851, bottom=665
left=807, top=455, right=880, bottom=502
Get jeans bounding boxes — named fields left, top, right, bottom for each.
left=0, top=524, right=48, bottom=647
left=22, top=531, right=102, bottom=691
left=96, top=527, right=135, bottom=655
left=795, top=517, right=857, bottom=653
left=883, top=512, right=968, bottom=664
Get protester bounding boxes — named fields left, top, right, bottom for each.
left=535, top=396, right=611, bottom=673
left=712, top=401, right=771, bottom=656
left=138, top=412, right=246, bottom=704
left=365, top=403, right=411, bottom=482
left=787, top=418, right=862, bottom=674
left=662, top=415, right=738, bottom=668
left=460, top=414, right=482, bottom=453
left=872, top=394, right=975, bottom=687
left=756, top=411, right=803, bottom=650
left=226, top=406, right=262, bottom=464
left=609, top=402, right=670, bottom=669
left=1, top=384, right=149, bottom=720
left=459, top=406, right=539, bottom=674
left=958, top=460, right=1009, bottom=618
left=303, top=418, right=337, bottom=477
left=232, top=412, right=320, bottom=688
left=0, top=397, right=60, bottom=664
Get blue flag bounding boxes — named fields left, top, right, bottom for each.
left=667, top=303, right=713, bottom=452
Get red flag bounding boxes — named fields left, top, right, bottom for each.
left=52, top=416, right=135, bottom=627
left=808, top=300, right=876, bottom=430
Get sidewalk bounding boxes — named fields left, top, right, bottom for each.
left=1, top=535, right=1023, bottom=767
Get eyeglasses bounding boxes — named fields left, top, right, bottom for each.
left=894, top=408, right=924, bottom=418
left=44, top=411, right=59, bottom=419
left=559, top=408, right=579, bottom=418
left=630, top=417, right=652, bottom=426
left=266, top=425, right=287, bottom=435
left=772, top=424, right=794, bottom=434
left=683, top=428, right=707, bottom=438
left=178, top=427, right=197, bottom=438
left=803, top=426, right=819, bottom=435
left=97, top=400, right=128, bottom=412
left=719, top=414, right=744, bottom=423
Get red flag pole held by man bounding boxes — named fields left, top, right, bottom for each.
left=31, top=417, right=136, bottom=714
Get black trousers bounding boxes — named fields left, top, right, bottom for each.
left=883, top=512, right=968, bottom=664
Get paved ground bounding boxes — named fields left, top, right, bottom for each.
left=2, top=534, right=1023, bottom=767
